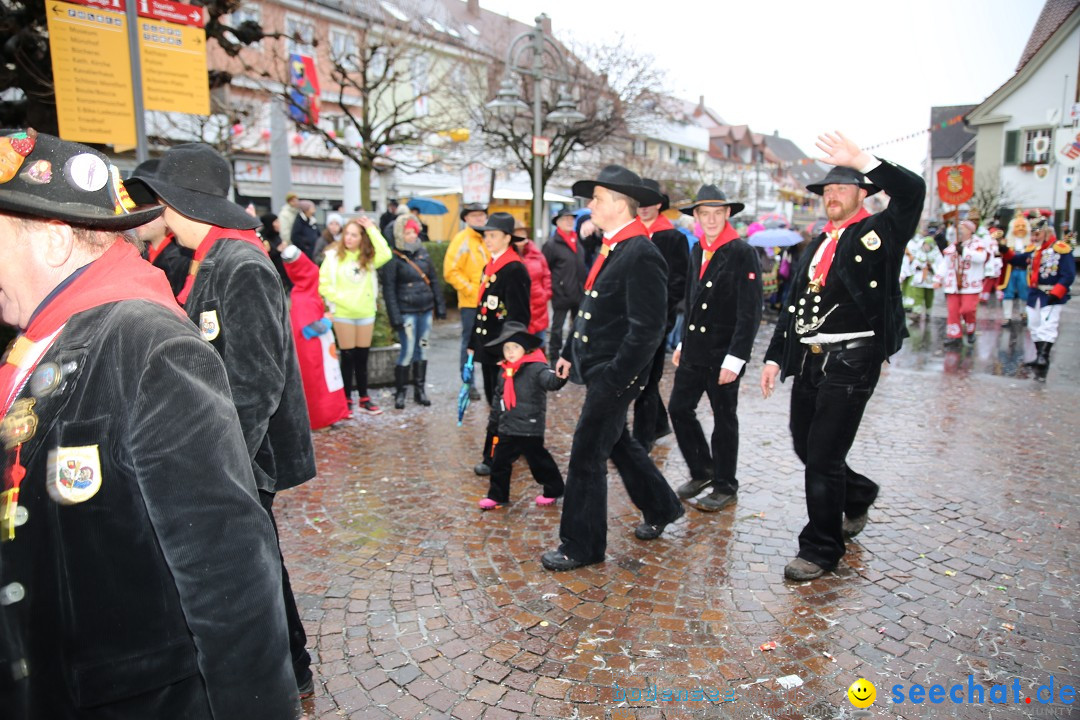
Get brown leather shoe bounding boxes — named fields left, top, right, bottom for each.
left=784, top=557, right=826, bottom=581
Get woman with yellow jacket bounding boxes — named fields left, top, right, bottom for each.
left=319, top=215, right=392, bottom=414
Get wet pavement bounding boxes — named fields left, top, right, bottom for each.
left=276, top=293, right=1078, bottom=720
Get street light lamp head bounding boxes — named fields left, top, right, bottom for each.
left=484, top=77, right=529, bottom=122
left=545, top=88, right=586, bottom=128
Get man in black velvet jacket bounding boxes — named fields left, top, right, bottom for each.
left=0, top=131, right=298, bottom=719
left=760, top=132, right=925, bottom=581
left=127, top=144, right=318, bottom=695
left=541, top=166, right=684, bottom=572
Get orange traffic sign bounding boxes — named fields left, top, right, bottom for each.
left=46, top=0, right=136, bottom=145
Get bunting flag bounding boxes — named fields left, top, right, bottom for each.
left=288, top=53, right=320, bottom=124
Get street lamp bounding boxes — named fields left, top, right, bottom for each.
left=484, top=14, right=585, bottom=242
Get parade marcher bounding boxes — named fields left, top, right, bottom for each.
left=0, top=131, right=299, bottom=719
left=967, top=209, right=1001, bottom=304
left=999, top=210, right=1032, bottom=325
left=1002, top=215, right=1076, bottom=381
left=900, top=231, right=944, bottom=321
left=320, top=216, right=393, bottom=415
left=277, top=191, right=300, bottom=243
left=125, top=142, right=318, bottom=697
left=543, top=207, right=589, bottom=366
left=668, top=185, right=762, bottom=512
left=282, top=245, right=351, bottom=428
left=290, top=199, right=320, bottom=260
left=542, top=165, right=685, bottom=571
left=129, top=158, right=192, bottom=297
left=468, top=213, right=531, bottom=475
left=511, top=228, right=552, bottom=342
left=380, top=215, right=447, bottom=409
left=445, top=202, right=489, bottom=400
left=940, top=219, right=993, bottom=343
left=760, top=132, right=925, bottom=582
left=633, top=178, right=690, bottom=450
left=478, top=322, right=566, bottom=510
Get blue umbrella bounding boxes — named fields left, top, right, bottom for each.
left=747, top=228, right=803, bottom=248
left=407, top=197, right=448, bottom=215
left=457, top=355, right=475, bottom=426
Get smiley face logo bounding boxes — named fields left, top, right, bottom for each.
left=848, top=678, right=876, bottom=708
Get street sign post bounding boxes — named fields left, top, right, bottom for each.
left=136, top=0, right=209, bottom=115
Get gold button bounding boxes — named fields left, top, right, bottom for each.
left=855, top=255, right=863, bottom=263
left=585, top=312, right=592, bottom=319
left=701, top=303, right=708, bottom=310
left=799, top=298, right=806, bottom=305
left=788, top=305, right=796, bottom=312
left=869, top=280, right=878, bottom=288
left=812, top=306, right=819, bottom=313
left=810, top=344, right=823, bottom=354
left=574, top=331, right=580, bottom=338
left=591, top=290, right=599, bottom=297
left=688, top=324, right=696, bottom=331
left=582, top=336, right=589, bottom=342
left=705, top=281, right=713, bottom=288
left=814, top=295, right=821, bottom=303
left=577, top=310, right=583, bottom=317
left=699, top=326, right=706, bottom=332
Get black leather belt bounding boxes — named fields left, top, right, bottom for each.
left=803, top=337, right=876, bottom=355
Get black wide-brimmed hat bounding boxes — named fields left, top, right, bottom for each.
left=641, top=178, right=670, bottom=212
left=571, top=165, right=663, bottom=207
left=477, top=211, right=526, bottom=241
left=552, top=207, right=576, bottom=222
left=484, top=321, right=542, bottom=352
left=0, top=128, right=163, bottom=230
left=124, top=143, right=259, bottom=230
left=805, top=166, right=880, bottom=197
left=679, top=184, right=745, bottom=216
left=460, top=202, right=488, bottom=222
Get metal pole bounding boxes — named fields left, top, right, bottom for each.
left=531, top=19, right=544, bottom=243
left=1051, top=74, right=1069, bottom=230
left=270, top=96, right=291, bottom=214
left=125, top=0, right=148, bottom=163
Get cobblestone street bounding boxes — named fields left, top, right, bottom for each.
left=276, top=297, right=1078, bottom=720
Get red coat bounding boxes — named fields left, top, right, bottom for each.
left=283, top=253, right=350, bottom=429
left=517, top=240, right=552, bottom=334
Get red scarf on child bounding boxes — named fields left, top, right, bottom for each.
left=499, top=349, right=547, bottom=409
left=176, top=226, right=266, bottom=305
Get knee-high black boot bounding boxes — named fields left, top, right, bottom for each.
left=1034, top=342, right=1053, bottom=381
left=412, top=360, right=431, bottom=406
left=353, top=347, right=370, bottom=399
left=394, top=365, right=409, bottom=409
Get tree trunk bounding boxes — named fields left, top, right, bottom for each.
left=361, top=164, right=372, bottom=212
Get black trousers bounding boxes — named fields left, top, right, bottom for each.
left=558, top=377, right=683, bottom=563
left=548, top=305, right=578, bottom=364
left=487, top=435, right=565, bottom=503
left=258, top=490, right=312, bottom=686
left=668, top=362, right=741, bottom=494
left=632, top=343, right=671, bottom=446
left=788, top=345, right=882, bottom=569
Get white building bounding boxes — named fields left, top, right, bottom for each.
left=967, top=0, right=1080, bottom=229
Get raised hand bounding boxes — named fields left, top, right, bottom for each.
left=815, top=131, right=872, bottom=170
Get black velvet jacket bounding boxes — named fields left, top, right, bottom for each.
left=184, top=239, right=316, bottom=493
left=542, top=233, right=588, bottom=311
left=561, top=233, right=668, bottom=391
left=681, top=237, right=762, bottom=367
left=147, top=237, right=192, bottom=298
left=764, top=159, right=926, bottom=379
left=469, top=258, right=531, bottom=365
left=0, top=301, right=297, bottom=720
left=649, top=225, right=690, bottom=332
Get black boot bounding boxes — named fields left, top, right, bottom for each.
left=339, top=348, right=355, bottom=407
left=1027, top=341, right=1046, bottom=367
left=394, top=365, right=408, bottom=409
left=1034, top=342, right=1053, bottom=382
left=412, top=360, right=431, bottom=406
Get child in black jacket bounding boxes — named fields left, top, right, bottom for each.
left=479, top=322, right=567, bottom=509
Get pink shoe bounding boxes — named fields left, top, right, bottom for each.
left=535, top=495, right=558, bottom=506
left=478, top=498, right=502, bottom=510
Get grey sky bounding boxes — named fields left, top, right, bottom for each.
left=478, top=0, right=1046, bottom=174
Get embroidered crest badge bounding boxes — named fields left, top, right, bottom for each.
left=199, top=310, right=221, bottom=341
left=486, top=294, right=500, bottom=310
left=48, top=444, right=103, bottom=505
left=861, top=230, right=882, bottom=251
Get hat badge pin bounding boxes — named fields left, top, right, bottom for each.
left=48, top=445, right=103, bottom=505
left=861, top=230, right=882, bottom=251
left=199, top=310, right=221, bottom=341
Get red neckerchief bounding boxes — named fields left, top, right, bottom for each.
left=698, top=223, right=741, bottom=279
left=146, top=232, right=175, bottom=264
left=644, top=214, right=674, bottom=237
left=1, top=240, right=185, bottom=412
left=176, top=226, right=265, bottom=306
left=814, top=207, right=872, bottom=288
left=477, top=248, right=522, bottom=309
left=584, top=218, right=647, bottom=291
left=556, top=228, right=578, bottom=254
left=499, top=348, right=547, bottom=409
left=1029, top=233, right=1057, bottom=287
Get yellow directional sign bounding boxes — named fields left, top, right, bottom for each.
left=137, top=0, right=210, bottom=115
left=46, top=0, right=136, bottom=146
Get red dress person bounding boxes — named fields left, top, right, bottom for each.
left=282, top=246, right=350, bottom=429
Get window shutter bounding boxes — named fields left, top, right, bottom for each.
left=1004, top=130, right=1019, bottom=165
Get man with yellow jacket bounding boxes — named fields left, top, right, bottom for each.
left=444, top=202, right=489, bottom=399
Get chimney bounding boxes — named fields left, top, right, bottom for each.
left=539, top=13, right=552, bottom=36
left=698, top=95, right=705, bottom=111
left=467, top=0, right=479, bottom=16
